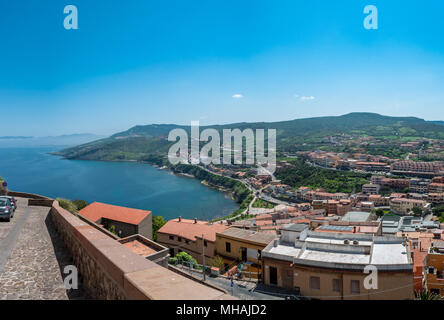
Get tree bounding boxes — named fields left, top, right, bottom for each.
left=374, top=208, right=384, bottom=218
left=412, top=206, right=423, bottom=217
left=72, top=199, right=89, bottom=211
left=152, top=215, right=167, bottom=242
left=208, top=256, right=224, bottom=273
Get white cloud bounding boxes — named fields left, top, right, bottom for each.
left=232, top=94, right=244, bottom=99
left=300, top=96, right=315, bottom=101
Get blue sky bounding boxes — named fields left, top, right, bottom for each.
left=1, top=0, right=444, bottom=136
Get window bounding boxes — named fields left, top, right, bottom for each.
left=185, top=239, right=189, bottom=244
left=310, top=276, right=320, bottom=290
left=332, top=279, right=341, bottom=292
left=169, top=235, right=174, bottom=240
left=204, top=240, right=208, bottom=247
left=226, top=242, right=231, bottom=253
left=178, top=237, right=182, bottom=242
left=257, top=250, right=262, bottom=260
left=350, top=280, right=360, bottom=294
left=169, top=248, right=174, bottom=256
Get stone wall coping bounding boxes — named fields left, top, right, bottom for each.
left=51, top=200, right=231, bottom=300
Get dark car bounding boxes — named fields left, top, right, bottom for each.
left=0, top=198, right=13, bottom=221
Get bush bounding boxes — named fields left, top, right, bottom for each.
left=175, top=251, right=201, bottom=269
left=168, top=257, right=178, bottom=265
left=252, top=198, right=275, bottom=209
left=57, top=198, right=78, bottom=214
left=208, top=256, right=224, bottom=273
left=72, top=199, right=89, bottom=211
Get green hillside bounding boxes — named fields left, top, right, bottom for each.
left=55, top=112, right=444, bottom=162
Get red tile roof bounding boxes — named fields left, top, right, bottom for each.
left=158, top=218, right=228, bottom=242
left=79, top=202, right=151, bottom=225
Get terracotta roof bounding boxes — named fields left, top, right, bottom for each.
left=158, top=218, right=228, bottom=242
left=79, top=202, right=151, bottom=225
left=391, top=198, right=425, bottom=204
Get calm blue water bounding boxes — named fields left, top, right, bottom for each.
left=0, top=147, right=238, bottom=220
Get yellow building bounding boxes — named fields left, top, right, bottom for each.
left=424, top=240, right=444, bottom=296
left=215, top=228, right=276, bottom=277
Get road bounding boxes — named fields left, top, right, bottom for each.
left=186, top=269, right=284, bottom=300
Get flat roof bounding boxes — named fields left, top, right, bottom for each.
left=217, top=228, right=277, bottom=245
left=340, top=211, right=371, bottom=222
left=371, top=243, right=409, bottom=265
left=122, top=240, right=157, bottom=257
left=262, top=232, right=412, bottom=270
left=282, top=223, right=309, bottom=232
left=299, top=249, right=370, bottom=265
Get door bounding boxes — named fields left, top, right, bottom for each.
left=241, top=247, right=247, bottom=261
left=269, top=267, right=278, bottom=285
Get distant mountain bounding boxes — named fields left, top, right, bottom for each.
left=55, top=112, right=444, bottom=161
left=0, top=136, right=33, bottom=139
left=430, top=121, right=444, bottom=126
left=0, top=133, right=106, bottom=148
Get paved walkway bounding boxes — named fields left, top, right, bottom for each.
left=0, top=198, right=86, bottom=300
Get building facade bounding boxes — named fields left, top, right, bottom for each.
left=215, top=228, right=277, bottom=277
left=261, top=224, right=414, bottom=300
left=157, top=217, right=228, bottom=264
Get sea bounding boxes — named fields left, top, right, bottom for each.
left=0, top=147, right=238, bottom=220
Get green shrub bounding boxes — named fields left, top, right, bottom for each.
left=72, top=199, right=89, bottom=211
left=152, top=215, right=167, bottom=241
left=57, top=198, right=78, bottom=214
left=175, top=251, right=201, bottom=269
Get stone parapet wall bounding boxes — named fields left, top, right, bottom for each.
left=49, top=201, right=233, bottom=300
left=10, top=191, right=233, bottom=300
left=7, top=191, right=52, bottom=200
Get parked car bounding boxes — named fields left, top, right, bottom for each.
left=0, top=196, right=16, bottom=212
left=0, top=198, right=13, bottom=221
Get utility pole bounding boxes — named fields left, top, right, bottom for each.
left=202, top=234, right=206, bottom=281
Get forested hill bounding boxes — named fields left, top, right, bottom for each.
left=54, top=112, right=444, bottom=162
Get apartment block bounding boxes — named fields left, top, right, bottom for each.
left=391, top=160, right=442, bottom=177
left=428, top=183, right=444, bottom=193
left=389, top=198, right=430, bottom=215
left=362, top=184, right=380, bottom=195
left=261, top=225, right=414, bottom=300
left=424, top=240, right=444, bottom=296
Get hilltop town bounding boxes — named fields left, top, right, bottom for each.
left=2, top=127, right=444, bottom=301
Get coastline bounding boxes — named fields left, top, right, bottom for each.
left=51, top=154, right=246, bottom=220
